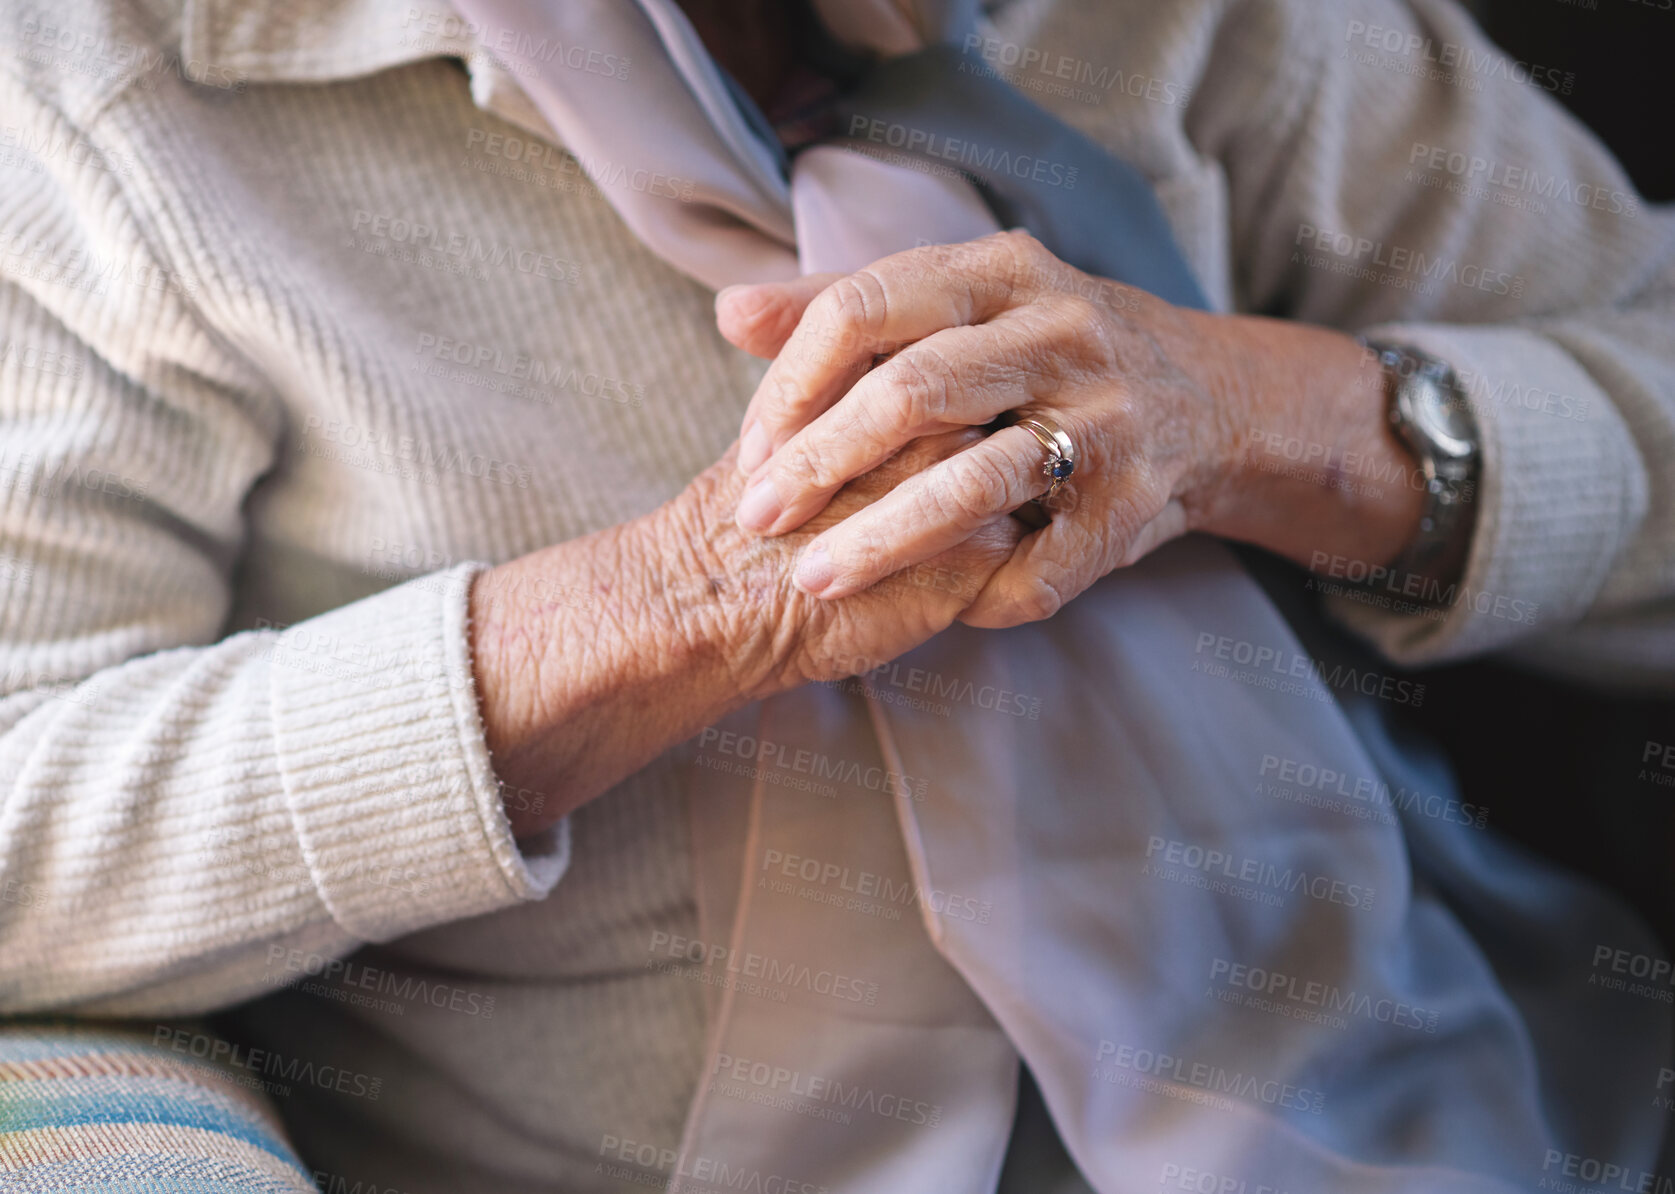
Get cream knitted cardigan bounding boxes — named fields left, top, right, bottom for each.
left=0, top=0, right=1672, bottom=1186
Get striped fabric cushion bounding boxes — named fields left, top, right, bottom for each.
left=0, top=1021, right=317, bottom=1192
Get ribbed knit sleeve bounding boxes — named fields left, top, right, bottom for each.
left=1190, top=0, right=1675, bottom=682
left=268, top=564, right=571, bottom=945
left=0, top=81, right=566, bottom=1016
left=1327, top=318, right=1673, bottom=680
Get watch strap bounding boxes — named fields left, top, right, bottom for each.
left=1359, top=339, right=1481, bottom=603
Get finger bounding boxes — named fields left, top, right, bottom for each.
left=715, top=273, right=843, bottom=359
left=957, top=478, right=1189, bottom=629
left=791, top=426, right=1055, bottom=600
left=737, top=231, right=1041, bottom=473
left=957, top=514, right=1108, bottom=629
left=735, top=316, right=1059, bottom=536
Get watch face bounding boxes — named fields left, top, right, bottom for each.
left=1407, top=378, right=1476, bottom=460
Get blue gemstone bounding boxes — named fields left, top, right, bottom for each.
left=1051, top=459, right=1073, bottom=480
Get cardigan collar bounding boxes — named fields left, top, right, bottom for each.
left=180, top=0, right=566, bottom=143
left=173, top=0, right=1006, bottom=149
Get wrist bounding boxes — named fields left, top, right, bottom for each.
left=466, top=497, right=766, bottom=835
left=1193, top=315, right=1426, bottom=572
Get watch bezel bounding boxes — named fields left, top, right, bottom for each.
left=1394, top=372, right=1476, bottom=464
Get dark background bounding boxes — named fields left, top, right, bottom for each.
left=1479, top=0, right=1675, bottom=202
left=1408, top=0, right=1675, bottom=944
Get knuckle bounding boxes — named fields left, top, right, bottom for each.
left=815, top=273, right=888, bottom=356
left=781, top=437, right=850, bottom=492
left=998, top=227, right=1048, bottom=262
left=839, top=523, right=894, bottom=582
left=760, top=372, right=803, bottom=420
left=1010, top=574, right=1064, bottom=623
left=941, top=239, right=1012, bottom=309
left=997, top=229, right=1057, bottom=289
left=887, top=348, right=957, bottom=427
left=1104, top=474, right=1164, bottom=548
left=1049, top=296, right=1118, bottom=370
left=937, top=450, right=1019, bottom=523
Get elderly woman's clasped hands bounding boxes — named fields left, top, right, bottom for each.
left=715, top=230, right=1425, bottom=627
left=470, top=231, right=1424, bottom=838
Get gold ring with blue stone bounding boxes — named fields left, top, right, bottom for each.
left=1013, top=415, right=1076, bottom=501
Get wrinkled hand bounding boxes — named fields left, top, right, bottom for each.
left=469, top=430, right=1024, bottom=835
left=667, top=432, right=1025, bottom=699
left=715, top=230, right=1252, bottom=628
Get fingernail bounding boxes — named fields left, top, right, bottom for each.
left=794, top=543, right=834, bottom=596
left=736, top=476, right=783, bottom=533
left=739, top=419, right=771, bottom=474
left=716, top=284, right=746, bottom=306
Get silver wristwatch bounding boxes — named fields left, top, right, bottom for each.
left=1360, top=339, right=1480, bottom=595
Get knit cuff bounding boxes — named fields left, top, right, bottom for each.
left=267, top=564, right=568, bottom=942
left=1322, top=325, right=1646, bottom=666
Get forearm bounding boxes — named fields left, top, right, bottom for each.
left=468, top=498, right=767, bottom=837
left=1190, top=311, right=1430, bottom=576
left=468, top=432, right=1029, bottom=834
left=0, top=566, right=564, bottom=1015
